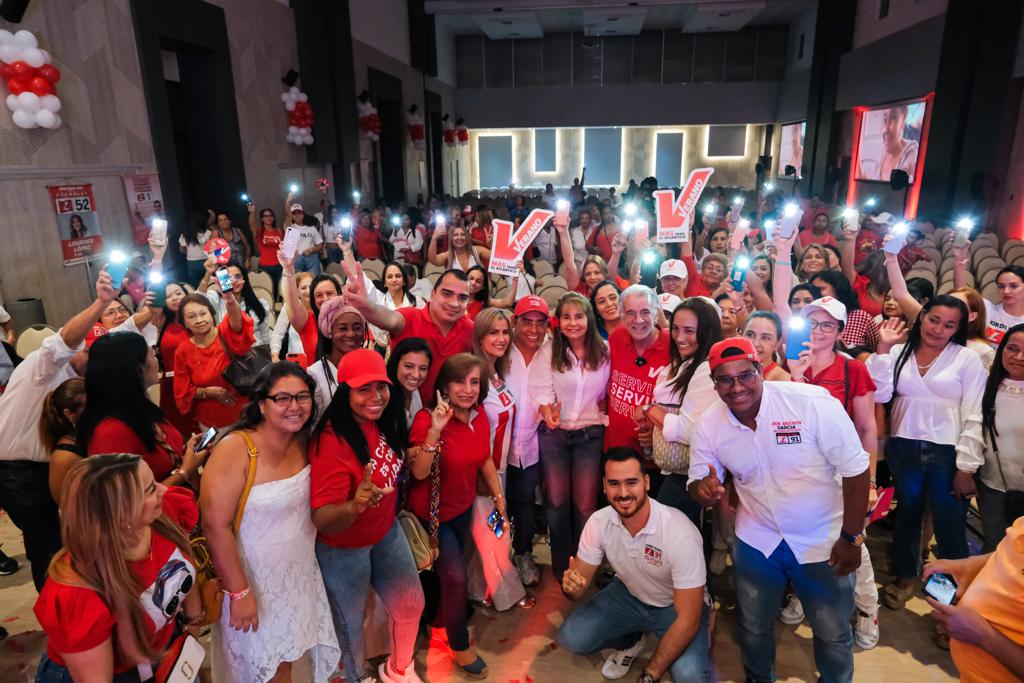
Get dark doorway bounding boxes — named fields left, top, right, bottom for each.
left=425, top=89, right=443, bottom=196
left=376, top=97, right=406, bottom=204
left=164, top=80, right=197, bottom=217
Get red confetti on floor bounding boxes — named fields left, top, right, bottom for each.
left=2, top=616, right=18, bottom=623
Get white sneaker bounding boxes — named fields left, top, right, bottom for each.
left=601, top=638, right=644, bottom=679
left=515, top=552, right=540, bottom=586
left=379, top=659, right=423, bottom=683
left=709, top=548, right=729, bottom=576
left=778, top=594, right=805, bottom=625
left=854, top=610, right=880, bottom=649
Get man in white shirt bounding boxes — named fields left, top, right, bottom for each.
left=688, top=337, right=869, bottom=683
left=0, top=270, right=118, bottom=590
left=289, top=203, right=324, bottom=276
left=505, top=294, right=550, bottom=587
left=557, top=447, right=711, bottom=683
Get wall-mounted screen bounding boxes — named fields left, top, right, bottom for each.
left=534, top=129, right=557, bottom=173
left=777, top=121, right=805, bottom=178
left=706, top=125, right=746, bottom=157
left=478, top=135, right=514, bottom=188
left=583, top=127, right=622, bottom=186
left=856, top=98, right=927, bottom=184
left=654, top=132, right=684, bottom=187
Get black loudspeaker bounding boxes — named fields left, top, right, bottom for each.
left=759, top=154, right=772, bottom=170
left=971, top=172, right=998, bottom=201
left=755, top=162, right=765, bottom=175
left=0, top=0, right=32, bottom=22
left=784, top=165, right=796, bottom=177
left=890, top=169, right=910, bottom=191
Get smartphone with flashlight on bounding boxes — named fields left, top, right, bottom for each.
left=883, top=222, right=910, bottom=255
left=106, top=251, right=130, bottom=286
left=777, top=204, right=803, bottom=240
left=730, top=219, right=751, bottom=251
left=281, top=227, right=301, bottom=260
left=730, top=256, right=750, bottom=291
left=843, top=209, right=860, bottom=235
left=728, top=196, right=745, bottom=224
left=149, top=272, right=167, bottom=308
left=955, top=218, right=973, bottom=248
left=215, top=268, right=233, bottom=293
left=150, top=218, right=168, bottom=245
left=762, top=219, right=777, bottom=244
left=785, top=316, right=811, bottom=361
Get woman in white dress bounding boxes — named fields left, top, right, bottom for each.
left=200, top=362, right=340, bottom=683
left=370, top=262, right=424, bottom=350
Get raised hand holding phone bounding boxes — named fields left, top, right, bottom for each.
left=280, top=227, right=301, bottom=260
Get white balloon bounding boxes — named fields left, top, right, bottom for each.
left=40, top=49, right=51, bottom=65
left=40, top=95, right=60, bottom=112
left=285, top=101, right=295, bottom=112
left=13, top=30, right=37, bottom=48
left=53, top=114, right=61, bottom=128
left=17, top=92, right=40, bottom=113
left=0, top=44, right=19, bottom=63
left=23, top=48, right=45, bottom=68
left=304, top=135, right=314, bottom=144
left=35, top=109, right=56, bottom=128
left=287, top=125, right=297, bottom=134
left=12, top=109, right=35, bottom=128
left=297, top=92, right=308, bottom=102
left=0, top=30, right=14, bottom=44
left=6, top=94, right=17, bottom=112
left=289, top=86, right=299, bottom=95
left=280, top=92, right=289, bottom=103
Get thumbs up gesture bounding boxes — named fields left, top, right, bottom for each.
left=351, top=463, right=393, bottom=514
left=693, top=464, right=726, bottom=507
left=562, top=556, right=589, bottom=597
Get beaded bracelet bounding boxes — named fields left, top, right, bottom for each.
left=227, top=586, right=250, bottom=601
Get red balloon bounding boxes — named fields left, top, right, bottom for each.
left=38, top=64, right=60, bottom=84
left=8, top=61, right=32, bottom=78
left=7, top=77, right=28, bottom=95
left=28, top=77, right=53, bottom=96
left=0, top=64, right=11, bottom=80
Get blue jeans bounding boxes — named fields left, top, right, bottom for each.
left=324, top=246, right=344, bottom=264
left=886, top=437, right=969, bottom=579
left=539, top=423, right=604, bottom=581
left=656, top=473, right=703, bottom=529
left=185, top=259, right=206, bottom=287
left=430, top=505, right=473, bottom=651
left=260, top=263, right=283, bottom=300
left=556, top=578, right=713, bottom=683
left=732, top=538, right=855, bottom=683
left=294, top=252, right=322, bottom=276
left=36, top=652, right=142, bottom=682
left=316, top=522, right=425, bottom=680
left=506, top=461, right=542, bottom=557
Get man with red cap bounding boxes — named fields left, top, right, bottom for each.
left=504, top=294, right=550, bottom=586
left=687, top=337, right=870, bottom=683
left=343, top=263, right=473, bottom=401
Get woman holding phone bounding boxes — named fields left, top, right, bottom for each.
left=407, top=354, right=505, bottom=678
left=199, top=263, right=272, bottom=347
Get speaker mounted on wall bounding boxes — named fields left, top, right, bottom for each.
left=889, top=169, right=910, bottom=191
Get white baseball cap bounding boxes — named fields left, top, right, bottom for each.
left=802, top=296, right=847, bottom=323
left=657, top=293, right=682, bottom=314
left=867, top=212, right=894, bottom=227
left=289, top=203, right=303, bottom=213
left=659, top=259, right=687, bottom=280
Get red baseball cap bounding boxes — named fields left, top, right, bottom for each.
left=708, top=337, right=759, bottom=372
left=337, top=348, right=391, bottom=388
left=514, top=295, right=548, bottom=318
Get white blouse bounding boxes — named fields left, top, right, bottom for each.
left=306, top=356, right=339, bottom=425
left=370, top=292, right=422, bottom=348
left=528, top=342, right=610, bottom=431
left=980, top=379, right=1024, bottom=492
left=866, top=342, right=986, bottom=471
left=651, top=359, right=719, bottom=446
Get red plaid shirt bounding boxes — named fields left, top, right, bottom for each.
left=841, top=309, right=880, bottom=352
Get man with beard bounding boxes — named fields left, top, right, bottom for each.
left=556, top=447, right=711, bottom=683
left=688, top=337, right=869, bottom=683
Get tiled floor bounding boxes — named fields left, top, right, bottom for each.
left=0, top=512, right=959, bottom=682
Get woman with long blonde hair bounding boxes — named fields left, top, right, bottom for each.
left=33, top=454, right=202, bottom=681
left=427, top=223, right=491, bottom=272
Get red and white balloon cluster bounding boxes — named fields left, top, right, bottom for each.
left=281, top=85, right=314, bottom=146
left=358, top=99, right=381, bottom=142
left=407, top=110, right=425, bottom=150
left=0, top=30, right=62, bottom=130
left=443, top=118, right=455, bottom=147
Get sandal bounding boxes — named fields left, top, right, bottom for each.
left=882, top=582, right=915, bottom=610
left=455, top=655, right=488, bottom=680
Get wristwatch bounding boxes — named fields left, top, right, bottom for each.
left=839, top=529, right=865, bottom=546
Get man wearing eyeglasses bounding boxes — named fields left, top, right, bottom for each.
left=687, top=337, right=870, bottom=683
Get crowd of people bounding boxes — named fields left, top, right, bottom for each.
left=1, top=177, right=1023, bottom=683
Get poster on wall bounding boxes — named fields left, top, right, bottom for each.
left=856, top=98, right=928, bottom=184
left=50, top=184, right=103, bottom=267
left=122, top=173, right=164, bottom=245
left=777, top=122, right=805, bottom=178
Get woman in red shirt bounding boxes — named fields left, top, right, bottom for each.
left=80, top=333, right=206, bottom=487
left=173, top=292, right=256, bottom=429
left=156, top=282, right=194, bottom=436
left=407, top=353, right=505, bottom=678
left=248, top=203, right=283, bottom=298
left=311, top=349, right=424, bottom=683
left=34, top=454, right=201, bottom=681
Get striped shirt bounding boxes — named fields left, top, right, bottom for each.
left=483, top=377, right=517, bottom=473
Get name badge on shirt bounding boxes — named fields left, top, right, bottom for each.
left=643, top=544, right=663, bottom=567
left=773, top=420, right=803, bottom=445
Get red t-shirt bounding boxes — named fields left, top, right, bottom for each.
left=574, top=274, right=630, bottom=298
left=682, top=256, right=712, bottom=298
left=467, top=299, right=485, bottom=321
left=605, top=327, right=671, bottom=454
left=855, top=230, right=883, bottom=266
left=259, top=228, right=283, bottom=267
left=310, top=421, right=402, bottom=548
left=407, top=408, right=490, bottom=522
left=852, top=274, right=884, bottom=318
left=34, top=488, right=198, bottom=672
left=800, top=354, right=876, bottom=418
left=391, top=307, right=473, bottom=402
left=355, top=224, right=383, bottom=260
left=87, top=418, right=184, bottom=482
left=298, top=314, right=318, bottom=367
left=470, top=222, right=490, bottom=247
left=173, top=314, right=255, bottom=428
left=585, top=224, right=614, bottom=262
left=159, top=323, right=195, bottom=436
left=799, top=228, right=838, bottom=248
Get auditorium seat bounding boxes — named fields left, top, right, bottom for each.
left=15, top=325, right=56, bottom=359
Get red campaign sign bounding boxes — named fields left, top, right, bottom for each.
left=488, top=208, right=555, bottom=276
left=50, top=184, right=104, bottom=267
left=122, top=173, right=164, bottom=246
left=653, top=167, right=715, bottom=244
